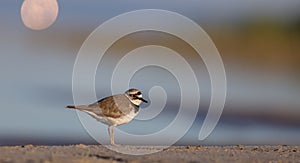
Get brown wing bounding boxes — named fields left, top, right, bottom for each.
left=88, top=94, right=133, bottom=118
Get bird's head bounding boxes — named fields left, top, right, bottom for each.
left=125, top=88, right=148, bottom=106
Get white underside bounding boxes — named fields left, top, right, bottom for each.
left=83, top=109, right=139, bottom=126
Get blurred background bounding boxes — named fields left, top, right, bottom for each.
left=0, top=0, right=300, bottom=145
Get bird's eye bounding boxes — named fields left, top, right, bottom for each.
left=136, top=92, right=141, bottom=95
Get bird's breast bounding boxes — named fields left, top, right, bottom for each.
left=110, top=109, right=139, bottom=126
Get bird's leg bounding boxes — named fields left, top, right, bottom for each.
left=107, top=126, right=115, bottom=145
left=107, top=126, right=111, bottom=145
left=111, top=126, right=115, bottom=145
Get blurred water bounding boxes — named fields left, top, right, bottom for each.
left=0, top=34, right=299, bottom=145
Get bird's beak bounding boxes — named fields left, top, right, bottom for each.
left=140, top=98, right=148, bottom=103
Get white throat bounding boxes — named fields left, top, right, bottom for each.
left=130, top=99, right=142, bottom=106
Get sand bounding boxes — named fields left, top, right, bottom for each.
left=0, top=145, right=299, bottom=163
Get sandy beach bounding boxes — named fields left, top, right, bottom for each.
left=0, top=145, right=299, bottom=163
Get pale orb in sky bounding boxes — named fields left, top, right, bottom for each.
left=21, top=0, right=59, bottom=30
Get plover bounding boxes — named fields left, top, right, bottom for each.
left=66, top=88, right=148, bottom=145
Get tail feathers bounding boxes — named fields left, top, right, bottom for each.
left=66, top=105, right=90, bottom=111
left=66, top=105, right=76, bottom=109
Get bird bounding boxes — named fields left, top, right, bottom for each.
left=66, top=88, right=148, bottom=145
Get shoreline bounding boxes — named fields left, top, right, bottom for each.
left=0, top=145, right=299, bottom=162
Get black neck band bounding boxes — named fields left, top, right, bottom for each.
left=133, top=103, right=139, bottom=109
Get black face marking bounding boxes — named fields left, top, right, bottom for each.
left=131, top=95, right=148, bottom=103
left=129, top=91, right=141, bottom=98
